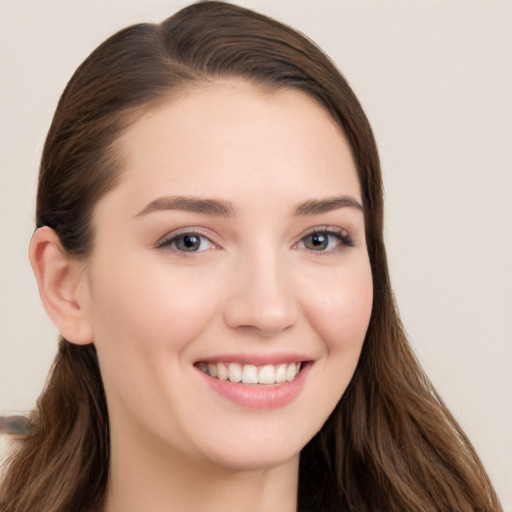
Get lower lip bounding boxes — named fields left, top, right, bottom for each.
left=197, top=363, right=311, bottom=410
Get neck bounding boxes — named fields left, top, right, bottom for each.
left=103, top=418, right=299, bottom=512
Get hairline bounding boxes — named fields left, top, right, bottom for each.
left=80, top=75, right=360, bottom=258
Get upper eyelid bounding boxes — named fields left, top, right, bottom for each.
left=156, top=227, right=219, bottom=248
left=155, top=224, right=353, bottom=248
left=293, top=225, right=354, bottom=251
left=295, top=225, right=350, bottom=240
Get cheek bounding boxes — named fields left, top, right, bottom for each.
left=85, top=259, right=226, bottom=418
left=291, top=258, right=373, bottom=436
left=302, top=260, right=373, bottom=354
left=86, top=258, right=225, bottom=360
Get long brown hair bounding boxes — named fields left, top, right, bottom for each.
left=0, top=2, right=502, bottom=511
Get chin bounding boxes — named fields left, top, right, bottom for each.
left=194, top=429, right=306, bottom=472
left=207, top=448, right=301, bottom=473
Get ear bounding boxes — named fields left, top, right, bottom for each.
left=29, top=226, right=93, bottom=345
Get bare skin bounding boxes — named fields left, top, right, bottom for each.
left=30, top=81, right=372, bottom=511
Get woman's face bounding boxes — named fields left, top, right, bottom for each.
left=80, top=81, right=373, bottom=471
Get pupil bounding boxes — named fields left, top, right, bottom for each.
left=309, top=234, right=327, bottom=249
left=180, top=235, right=200, bottom=251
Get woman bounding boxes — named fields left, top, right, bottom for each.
left=0, top=2, right=503, bottom=511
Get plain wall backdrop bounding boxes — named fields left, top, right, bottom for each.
left=1, top=0, right=511, bottom=507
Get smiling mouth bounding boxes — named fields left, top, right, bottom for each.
left=196, top=361, right=302, bottom=385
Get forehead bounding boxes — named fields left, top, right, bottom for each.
left=108, top=81, right=361, bottom=212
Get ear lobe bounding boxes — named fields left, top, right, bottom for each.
left=29, top=226, right=94, bottom=345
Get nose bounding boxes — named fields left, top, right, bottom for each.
left=223, top=250, right=299, bottom=337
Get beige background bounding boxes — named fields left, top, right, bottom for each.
left=1, top=0, right=511, bottom=507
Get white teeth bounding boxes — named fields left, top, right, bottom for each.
left=242, top=364, right=258, bottom=384
left=286, top=363, right=297, bottom=382
left=217, top=362, right=228, bottom=381
left=228, top=363, right=242, bottom=383
left=199, top=361, right=303, bottom=385
left=275, top=363, right=287, bottom=383
left=207, top=363, right=217, bottom=378
left=258, top=365, right=275, bottom=384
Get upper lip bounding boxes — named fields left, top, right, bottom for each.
left=195, top=352, right=313, bottom=366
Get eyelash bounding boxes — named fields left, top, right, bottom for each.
left=294, top=227, right=354, bottom=254
left=156, top=228, right=218, bottom=253
left=156, top=226, right=354, bottom=255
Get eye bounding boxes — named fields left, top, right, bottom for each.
left=296, top=228, right=354, bottom=253
left=156, top=230, right=216, bottom=253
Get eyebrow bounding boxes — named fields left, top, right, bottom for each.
left=135, top=194, right=364, bottom=218
left=135, top=195, right=238, bottom=218
left=293, top=195, right=364, bottom=216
